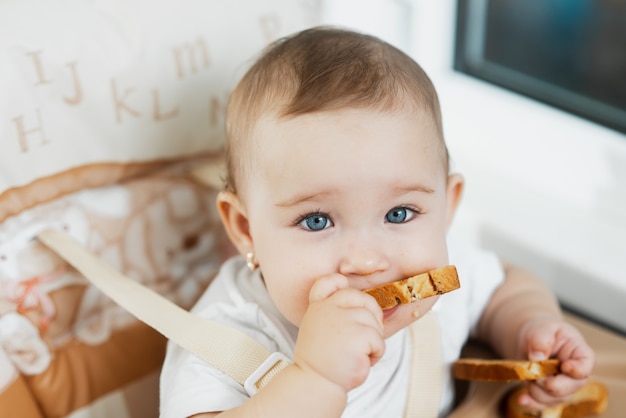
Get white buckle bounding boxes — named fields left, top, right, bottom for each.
left=244, top=352, right=291, bottom=396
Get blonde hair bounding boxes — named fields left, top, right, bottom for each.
left=224, top=26, right=448, bottom=193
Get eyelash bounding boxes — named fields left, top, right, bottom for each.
left=388, top=205, right=422, bottom=222
left=294, top=210, right=334, bottom=232
left=294, top=210, right=330, bottom=226
left=399, top=204, right=423, bottom=215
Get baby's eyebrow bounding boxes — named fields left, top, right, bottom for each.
left=393, top=184, right=435, bottom=195
left=275, top=191, right=332, bottom=207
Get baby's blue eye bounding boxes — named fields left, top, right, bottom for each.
left=299, top=214, right=333, bottom=231
left=385, top=207, right=415, bottom=224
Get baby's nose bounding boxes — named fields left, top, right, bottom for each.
left=338, top=238, right=390, bottom=277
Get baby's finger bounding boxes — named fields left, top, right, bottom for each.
left=332, top=302, right=384, bottom=334
left=309, top=274, right=349, bottom=304
left=526, top=326, right=556, bottom=361
left=519, top=384, right=566, bottom=409
left=329, top=288, right=383, bottom=333
left=516, top=390, right=562, bottom=411
left=559, top=345, right=595, bottom=379
left=365, top=324, right=386, bottom=366
left=523, top=374, right=586, bottom=408
left=333, top=288, right=383, bottom=313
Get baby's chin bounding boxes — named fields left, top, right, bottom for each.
left=382, top=296, right=439, bottom=338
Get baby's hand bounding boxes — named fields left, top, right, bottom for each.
left=517, top=317, right=595, bottom=410
left=294, top=274, right=385, bottom=393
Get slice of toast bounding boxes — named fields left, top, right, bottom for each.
left=453, top=358, right=561, bottom=381
left=363, top=265, right=459, bottom=310
left=505, top=380, right=609, bottom=418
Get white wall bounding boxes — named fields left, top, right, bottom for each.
left=321, top=0, right=626, bottom=334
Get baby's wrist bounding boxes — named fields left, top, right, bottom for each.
left=291, top=360, right=350, bottom=400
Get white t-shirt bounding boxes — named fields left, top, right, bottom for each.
left=160, top=241, right=504, bottom=418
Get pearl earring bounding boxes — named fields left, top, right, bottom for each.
left=245, top=252, right=257, bottom=271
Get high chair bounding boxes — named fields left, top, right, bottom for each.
left=1, top=2, right=624, bottom=417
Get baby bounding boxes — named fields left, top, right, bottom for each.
left=160, top=27, right=594, bottom=417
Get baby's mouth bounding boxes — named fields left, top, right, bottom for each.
left=382, top=304, right=400, bottom=320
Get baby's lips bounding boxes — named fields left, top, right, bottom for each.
left=382, top=305, right=400, bottom=320
left=363, top=265, right=459, bottom=309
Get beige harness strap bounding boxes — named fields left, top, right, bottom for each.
left=404, top=311, right=444, bottom=418
left=37, top=228, right=288, bottom=395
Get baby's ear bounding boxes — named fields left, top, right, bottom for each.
left=445, top=173, right=465, bottom=229
left=216, top=191, right=253, bottom=256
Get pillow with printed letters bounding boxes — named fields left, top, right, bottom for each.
left=0, top=1, right=319, bottom=416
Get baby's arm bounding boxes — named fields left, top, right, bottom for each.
left=476, top=262, right=595, bottom=409
left=192, top=274, right=385, bottom=418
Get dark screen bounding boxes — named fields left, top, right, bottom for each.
left=455, top=0, right=626, bottom=135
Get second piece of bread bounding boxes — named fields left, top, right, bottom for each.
left=505, top=380, right=608, bottom=418
left=453, top=358, right=561, bottom=381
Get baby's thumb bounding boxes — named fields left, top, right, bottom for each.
left=309, top=274, right=349, bottom=304
left=526, top=328, right=555, bottom=361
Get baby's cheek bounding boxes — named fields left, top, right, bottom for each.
left=266, top=282, right=310, bottom=328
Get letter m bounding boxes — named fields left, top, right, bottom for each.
left=173, top=38, right=210, bottom=79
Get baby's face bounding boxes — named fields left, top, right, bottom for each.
left=242, top=107, right=455, bottom=338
